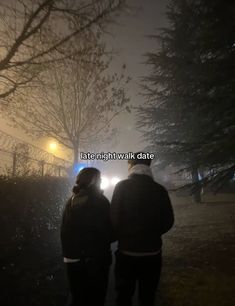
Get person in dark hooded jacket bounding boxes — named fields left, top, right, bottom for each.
left=111, top=153, right=174, bottom=306
left=61, top=167, right=114, bottom=306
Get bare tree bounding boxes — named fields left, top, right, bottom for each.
left=0, top=0, right=124, bottom=101
left=7, top=31, right=130, bottom=167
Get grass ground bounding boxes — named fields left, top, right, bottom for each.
left=106, top=193, right=235, bottom=306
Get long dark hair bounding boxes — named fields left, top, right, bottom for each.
left=72, top=167, right=101, bottom=194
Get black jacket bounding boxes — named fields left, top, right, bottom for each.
left=61, top=187, right=113, bottom=259
left=110, top=174, right=174, bottom=253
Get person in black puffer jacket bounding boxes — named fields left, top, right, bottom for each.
left=111, top=153, right=174, bottom=306
left=61, top=167, right=114, bottom=306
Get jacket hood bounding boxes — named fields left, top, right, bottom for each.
left=128, top=164, right=153, bottom=179
left=71, top=189, right=89, bottom=207
left=71, top=186, right=102, bottom=207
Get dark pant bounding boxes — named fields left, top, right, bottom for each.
left=66, top=256, right=111, bottom=306
left=115, top=251, right=162, bottom=306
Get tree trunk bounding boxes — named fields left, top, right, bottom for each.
left=191, top=166, right=202, bottom=203
left=67, top=145, right=79, bottom=178
left=73, top=146, right=78, bottom=168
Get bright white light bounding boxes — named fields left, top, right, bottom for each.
left=49, top=142, right=57, bottom=151
left=111, top=177, right=120, bottom=186
left=101, top=176, right=110, bottom=190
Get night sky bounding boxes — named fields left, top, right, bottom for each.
left=106, top=0, right=168, bottom=152
left=0, top=0, right=168, bottom=156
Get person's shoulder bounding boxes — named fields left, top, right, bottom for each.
left=114, top=178, right=132, bottom=190
left=153, top=181, right=169, bottom=194
left=97, top=191, right=110, bottom=206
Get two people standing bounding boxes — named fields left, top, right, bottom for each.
left=60, top=153, right=174, bottom=306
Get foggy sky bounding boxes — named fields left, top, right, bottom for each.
left=99, top=0, right=168, bottom=178
left=107, top=0, right=167, bottom=152
left=0, top=0, right=168, bottom=164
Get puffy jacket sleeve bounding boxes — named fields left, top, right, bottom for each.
left=110, top=181, right=123, bottom=232
left=60, top=198, right=72, bottom=257
left=159, top=188, right=174, bottom=234
left=99, top=194, right=117, bottom=243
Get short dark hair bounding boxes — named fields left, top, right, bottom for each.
left=128, top=152, right=152, bottom=167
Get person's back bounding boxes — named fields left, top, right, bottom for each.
left=111, top=173, right=173, bottom=254
left=61, top=187, right=112, bottom=259
left=110, top=153, right=174, bottom=306
left=61, top=168, right=113, bottom=306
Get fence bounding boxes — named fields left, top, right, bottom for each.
left=0, top=130, right=71, bottom=177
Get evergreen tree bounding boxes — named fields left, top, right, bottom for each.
left=138, top=0, right=235, bottom=200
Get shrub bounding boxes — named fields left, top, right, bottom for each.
left=0, top=176, right=71, bottom=306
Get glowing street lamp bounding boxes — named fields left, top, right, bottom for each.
left=49, top=142, right=57, bottom=152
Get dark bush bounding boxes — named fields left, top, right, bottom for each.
left=0, top=176, right=71, bottom=306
